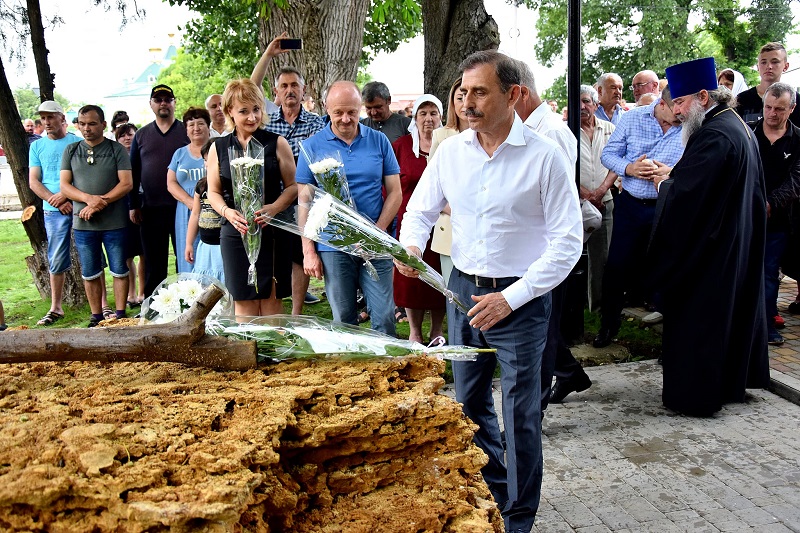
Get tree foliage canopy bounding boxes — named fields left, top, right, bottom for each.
left=166, top=0, right=422, bottom=76
left=522, top=0, right=794, bottom=103
left=157, top=48, right=243, bottom=114
left=13, top=86, right=70, bottom=120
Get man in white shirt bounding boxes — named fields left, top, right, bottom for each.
left=513, top=59, right=590, bottom=409
left=397, top=50, right=583, bottom=532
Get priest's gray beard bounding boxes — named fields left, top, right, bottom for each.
left=680, top=98, right=706, bottom=145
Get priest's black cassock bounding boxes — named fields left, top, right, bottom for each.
left=649, top=103, right=770, bottom=417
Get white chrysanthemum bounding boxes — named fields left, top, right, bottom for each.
left=230, top=156, right=264, bottom=169
left=150, top=286, right=182, bottom=315
left=308, top=158, right=342, bottom=175
left=174, top=279, right=203, bottom=307
left=303, top=195, right=334, bottom=238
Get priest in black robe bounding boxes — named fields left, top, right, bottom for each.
left=649, top=57, right=770, bottom=417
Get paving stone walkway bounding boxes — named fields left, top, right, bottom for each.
left=536, top=360, right=800, bottom=532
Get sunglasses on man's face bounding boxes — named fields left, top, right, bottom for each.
left=152, top=97, right=174, bottom=104
left=87, top=148, right=94, bottom=165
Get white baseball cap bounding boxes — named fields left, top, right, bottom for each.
left=37, top=101, right=65, bottom=115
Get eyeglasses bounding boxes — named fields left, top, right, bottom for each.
left=87, top=148, right=94, bottom=165
left=151, top=97, right=175, bottom=104
left=630, top=82, right=655, bottom=91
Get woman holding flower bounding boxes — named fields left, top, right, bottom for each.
left=392, top=94, right=445, bottom=343
left=207, top=78, right=297, bottom=316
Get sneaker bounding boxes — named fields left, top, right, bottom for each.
left=642, top=311, right=663, bottom=324
left=774, top=315, right=786, bottom=329
left=304, top=292, right=320, bottom=305
left=768, top=332, right=784, bottom=346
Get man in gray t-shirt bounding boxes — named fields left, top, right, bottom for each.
left=60, top=105, right=133, bottom=327
left=360, top=81, right=411, bottom=144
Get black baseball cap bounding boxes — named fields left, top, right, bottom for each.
left=150, top=84, right=175, bottom=99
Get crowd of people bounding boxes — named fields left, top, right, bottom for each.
left=18, top=34, right=794, bottom=530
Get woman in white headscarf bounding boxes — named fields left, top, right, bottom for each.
left=718, top=68, right=748, bottom=96
left=392, top=94, right=445, bottom=344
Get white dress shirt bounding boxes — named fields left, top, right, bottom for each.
left=579, top=118, right=615, bottom=203
left=523, top=103, right=578, bottom=169
left=400, top=115, right=583, bottom=311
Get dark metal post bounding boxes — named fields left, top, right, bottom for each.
left=562, top=0, right=586, bottom=344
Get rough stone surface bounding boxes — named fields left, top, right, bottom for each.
left=0, top=357, right=501, bottom=532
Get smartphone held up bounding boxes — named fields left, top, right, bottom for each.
left=280, top=38, right=302, bottom=50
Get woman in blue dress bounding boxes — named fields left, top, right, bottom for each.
left=167, top=107, right=211, bottom=273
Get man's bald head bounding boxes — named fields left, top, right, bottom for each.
left=631, top=70, right=660, bottom=102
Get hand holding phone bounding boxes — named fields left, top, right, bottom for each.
left=280, top=38, right=302, bottom=50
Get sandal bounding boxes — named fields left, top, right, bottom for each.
left=102, top=306, right=115, bottom=320
left=88, top=315, right=102, bottom=328
left=395, top=307, right=408, bottom=323
left=127, top=300, right=141, bottom=309
left=36, top=311, right=64, bottom=326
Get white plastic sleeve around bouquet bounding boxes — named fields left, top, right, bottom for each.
left=298, top=143, right=356, bottom=209
left=228, top=142, right=265, bottom=289
left=264, top=184, right=471, bottom=314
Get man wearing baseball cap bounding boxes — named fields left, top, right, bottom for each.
left=648, top=57, right=770, bottom=416
left=28, top=100, right=81, bottom=326
left=129, top=83, right=188, bottom=297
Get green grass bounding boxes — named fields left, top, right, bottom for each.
left=0, top=219, right=661, bottom=372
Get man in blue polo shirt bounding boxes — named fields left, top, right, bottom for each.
left=296, top=80, right=402, bottom=335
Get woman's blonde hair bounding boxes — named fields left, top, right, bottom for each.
left=222, top=78, right=270, bottom=131
left=445, top=77, right=464, bottom=131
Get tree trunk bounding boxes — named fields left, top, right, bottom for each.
left=26, top=0, right=55, bottom=101
left=0, top=285, right=257, bottom=371
left=422, top=0, right=500, bottom=112
left=2, top=0, right=87, bottom=307
left=256, top=0, right=370, bottom=109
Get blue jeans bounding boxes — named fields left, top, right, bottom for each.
left=74, top=228, right=129, bottom=280
left=449, top=268, right=550, bottom=532
left=44, top=210, right=72, bottom=274
left=765, top=231, right=787, bottom=320
left=319, top=251, right=395, bottom=336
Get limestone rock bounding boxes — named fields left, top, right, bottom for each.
left=0, top=357, right=502, bottom=532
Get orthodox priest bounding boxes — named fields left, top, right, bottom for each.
left=649, top=57, right=770, bottom=417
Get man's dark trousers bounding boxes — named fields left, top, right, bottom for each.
left=449, top=269, right=549, bottom=532
left=600, top=190, right=657, bottom=332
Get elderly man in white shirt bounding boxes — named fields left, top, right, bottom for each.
left=397, top=50, right=582, bottom=532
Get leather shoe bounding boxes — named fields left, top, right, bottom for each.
left=592, top=327, right=616, bottom=348
left=550, top=372, right=592, bottom=404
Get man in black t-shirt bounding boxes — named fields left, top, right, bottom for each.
left=736, top=42, right=800, bottom=125
left=749, top=82, right=800, bottom=346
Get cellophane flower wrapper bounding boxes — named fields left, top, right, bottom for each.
left=205, top=314, right=490, bottom=362
left=298, top=143, right=355, bottom=209
left=265, top=184, right=471, bottom=314
left=140, top=273, right=234, bottom=325
left=228, top=142, right=265, bottom=290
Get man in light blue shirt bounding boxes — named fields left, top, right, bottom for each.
left=28, top=101, right=81, bottom=326
left=595, top=73, right=626, bottom=125
left=296, top=81, right=402, bottom=335
left=593, top=88, right=684, bottom=348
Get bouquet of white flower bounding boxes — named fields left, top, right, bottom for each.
left=229, top=142, right=265, bottom=290
left=266, top=184, right=471, bottom=314
left=299, top=144, right=355, bottom=208
left=140, top=273, right=233, bottom=324
left=206, top=314, right=492, bottom=361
